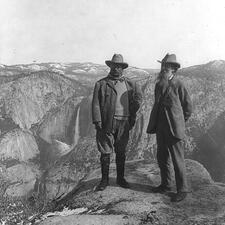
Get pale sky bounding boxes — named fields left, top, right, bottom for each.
left=0, top=0, right=225, bottom=68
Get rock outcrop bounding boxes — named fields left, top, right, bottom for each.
left=37, top=137, right=99, bottom=200
left=0, top=129, right=40, bottom=196
left=4, top=163, right=40, bottom=197
left=38, top=159, right=225, bottom=225
left=0, top=129, right=39, bottom=162
left=2, top=71, right=86, bottom=129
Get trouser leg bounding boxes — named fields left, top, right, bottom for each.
left=95, top=129, right=114, bottom=191
left=116, top=152, right=126, bottom=180
left=168, top=138, right=188, bottom=193
left=114, top=119, right=130, bottom=188
left=96, top=153, right=110, bottom=191
left=156, top=130, right=173, bottom=189
left=116, top=150, right=130, bottom=188
left=100, top=153, right=110, bottom=183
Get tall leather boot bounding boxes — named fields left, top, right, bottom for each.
left=95, top=154, right=110, bottom=191
left=116, top=153, right=130, bottom=188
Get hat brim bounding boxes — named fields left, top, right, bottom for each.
left=105, top=60, right=128, bottom=69
left=157, top=60, right=180, bottom=68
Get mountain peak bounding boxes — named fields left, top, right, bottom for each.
left=180, top=59, right=225, bottom=77
left=206, top=60, right=225, bottom=69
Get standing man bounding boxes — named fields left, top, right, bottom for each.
left=147, top=54, right=192, bottom=202
left=92, top=54, right=142, bottom=191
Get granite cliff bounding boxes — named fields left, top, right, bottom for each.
left=0, top=69, right=87, bottom=197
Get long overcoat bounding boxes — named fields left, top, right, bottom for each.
left=147, top=77, right=192, bottom=139
left=92, top=76, right=143, bottom=133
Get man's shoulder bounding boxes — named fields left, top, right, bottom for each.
left=124, top=77, right=136, bottom=86
left=95, top=76, right=109, bottom=84
left=171, top=77, right=186, bottom=88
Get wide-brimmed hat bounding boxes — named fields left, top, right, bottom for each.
left=105, top=54, right=128, bottom=69
left=157, top=53, right=180, bottom=68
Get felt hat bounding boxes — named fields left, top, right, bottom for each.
left=105, top=54, right=128, bottom=69
left=157, top=53, right=180, bottom=68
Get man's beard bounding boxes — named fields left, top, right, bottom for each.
left=156, top=71, right=169, bottom=93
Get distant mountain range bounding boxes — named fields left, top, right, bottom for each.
left=1, top=59, right=225, bottom=85
left=1, top=60, right=225, bottom=200
left=0, top=62, right=151, bottom=87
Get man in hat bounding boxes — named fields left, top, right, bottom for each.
left=92, top=53, right=143, bottom=191
left=147, top=54, right=192, bottom=202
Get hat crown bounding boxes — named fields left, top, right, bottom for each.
left=165, top=54, right=177, bottom=64
left=105, top=53, right=128, bottom=69
left=159, top=53, right=180, bottom=68
left=111, top=54, right=124, bottom=63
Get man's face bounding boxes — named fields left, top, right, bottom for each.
left=110, top=64, right=123, bottom=77
left=161, top=64, right=175, bottom=80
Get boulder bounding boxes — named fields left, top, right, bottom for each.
left=3, top=163, right=40, bottom=197
left=0, top=129, right=39, bottom=162
left=36, top=137, right=99, bottom=200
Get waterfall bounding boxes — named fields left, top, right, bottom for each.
left=52, top=103, right=81, bottom=157
left=73, top=105, right=80, bottom=146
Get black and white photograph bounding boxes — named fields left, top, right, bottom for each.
left=0, top=0, right=225, bottom=224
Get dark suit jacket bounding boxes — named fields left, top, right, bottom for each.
left=147, top=77, right=192, bottom=139
left=92, top=76, right=143, bottom=133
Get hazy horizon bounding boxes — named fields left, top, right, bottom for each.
left=1, top=0, right=225, bottom=68
left=1, top=58, right=225, bottom=70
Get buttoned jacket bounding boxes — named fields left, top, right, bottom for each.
left=92, top=76, right=143, bottom=132
left=147, top=77, right=192, bottom=139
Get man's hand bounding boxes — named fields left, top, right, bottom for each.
left=94, top=121, right=102, bottom=131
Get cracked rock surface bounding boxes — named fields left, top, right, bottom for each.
left=38, top=159, right=225, bottom=225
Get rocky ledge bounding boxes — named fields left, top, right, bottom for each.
left=37, top=159, right=225, bottom=225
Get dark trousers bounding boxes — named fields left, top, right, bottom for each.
left=156, top=126, right=188, bottom=192
left=96, top=118, right=130, bottom=155
left=96, top=118, right=130, bottom=180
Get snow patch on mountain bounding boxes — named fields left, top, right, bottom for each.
left=49, top=63, right=67, bottom=69
left=87, top=67, right=98, bottom=74
left=27, top=64, right=46, bottom=71
left=72, top=69, right=86, bottom=74
left=51, top=68, right=65, bottom=75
